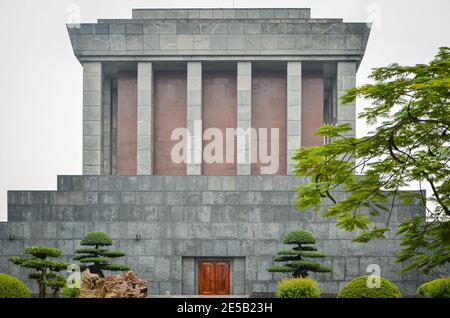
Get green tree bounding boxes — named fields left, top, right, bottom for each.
left=74, top=231, right=129, bottom=277
left=267, top=230, right=331, bottom=278
left=292, top=47, right=450, bottom=274
left=9, top=246, right=68, bottom=298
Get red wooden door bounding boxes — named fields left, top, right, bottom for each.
left=198, top=261, right=230, bottom=295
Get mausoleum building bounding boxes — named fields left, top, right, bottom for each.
left=0, top=8, right=428, bottom=295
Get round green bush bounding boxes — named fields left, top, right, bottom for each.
left=0, top=274, right=31, bottom=298
left=417, top=277, right=450, bottom=298
left=337, top=276, right=401, bottom=298
left=61, top=287, right=80, bottom=298
left=275, top=277, right=321, bottom=298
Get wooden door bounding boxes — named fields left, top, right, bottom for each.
left=198, top=261, right=230, bottom=295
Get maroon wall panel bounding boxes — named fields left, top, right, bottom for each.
left=251, top=70, right=287, bottom=175
left=153, top=71, right=187, bottom=175
left=302, top=70, right=324, bottom=147
left=202, top=70, right=237, bottom=175
left=117, top=72, right=137, bottom=175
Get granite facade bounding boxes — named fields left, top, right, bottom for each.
left=0, top=175, right=429, bottom=295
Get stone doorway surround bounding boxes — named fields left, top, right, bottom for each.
left=182, top=257, right=246, bottom=295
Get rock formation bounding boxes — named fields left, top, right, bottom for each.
left=80, top=269, right=148, bottom=298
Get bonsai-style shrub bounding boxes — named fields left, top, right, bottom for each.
left=61, top=286, right=80, bottom=298
left=417, top=277, right=450, bottom=298
left=0, top=273, right=31, bottom=298
left=267, top=229, right=332, bottom=278
left=9, top=246, right=68, bottom=298
left=275, top=277, right=321, bottom=298
left=74, top=232, right=129, bottom=277
left=337, top=276, right=402, bottom=298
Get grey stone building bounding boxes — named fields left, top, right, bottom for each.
left=0, top=8, right=429, bottom=295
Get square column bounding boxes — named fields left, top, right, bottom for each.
left=82, top=62, right=102, bottom=175
left=187, top=62, right=202, bottom=175
left=137, top=62, right=153, bottom=175
left=101, top=77, right=111, bottom=175
left=337, top=62, right=357, bottom=138
left=287, top=62, right=302, bottom=175
left=237, top=62, right=252, bottom=175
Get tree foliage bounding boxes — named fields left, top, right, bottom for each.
left=74, top=231, right=129, bottom=277
left=267, top=230, right=331, bottom=277
left=9, top=246, right=68, bottom=298
left=292, top=47, right=450, bottom=274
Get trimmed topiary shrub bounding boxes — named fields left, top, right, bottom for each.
left=9, top=246, right=67, bottom=298
left=337, top=276, right=402, bottom=298
left=74, top=232, right=129, bottom=277
left=275, top=277, right=321, bottom=298
left=267, top=229, right=331, bottom=278
left=0, top=273, right=31, bottom=298
left=417, top=277, right=450, bottom=298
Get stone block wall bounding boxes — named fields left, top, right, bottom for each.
left=0, top=175, right=429, bottom=295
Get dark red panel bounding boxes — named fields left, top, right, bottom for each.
left=251, top=70, right=287, bottom=175
left=214, top=262, right=230, bottom=295
left=117, top=72, right=137, bottom=175
left=302, top=70, right=324, bottom=147
left=202, top=70, right=237, bottom=175
left=153, top=71, right=187, bottom=175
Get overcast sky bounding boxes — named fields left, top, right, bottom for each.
left=0, top=0, right=449, bottom=221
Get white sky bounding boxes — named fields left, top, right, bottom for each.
left=0, top=0, right=449, bottom=221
